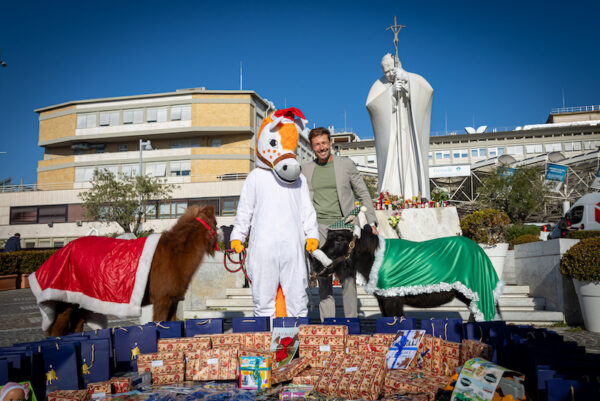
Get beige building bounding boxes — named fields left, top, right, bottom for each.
left=1, top=88, right=314, bottom=248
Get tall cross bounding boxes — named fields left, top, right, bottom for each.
left=386, top=16, right=406, bottom=62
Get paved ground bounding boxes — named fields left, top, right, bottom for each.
left=1, top=288, right=599, bottom=354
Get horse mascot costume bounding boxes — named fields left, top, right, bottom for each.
left=230, top=107, right=319, bottom=318
left=312, top=206, right=503, bottom=321
left=30, top=205, right=218, bottom=336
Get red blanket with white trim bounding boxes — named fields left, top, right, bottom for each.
left=30, top=234, right=161, bottom=331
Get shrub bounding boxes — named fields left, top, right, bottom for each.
left=566, top=230, right=600, bottom=240
left=0, top=250, right=57, bottom=275
left=560, top=237, right=600, bottom=281
left=505, top=224, right=541, bottom=244
left=460, top=209, right=511, bottom=245
left=510, top=234, right=541, bottom=249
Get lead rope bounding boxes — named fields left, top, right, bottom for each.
left=223, top=248, right=251, bottom=284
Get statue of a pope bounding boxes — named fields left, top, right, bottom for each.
left=366, top=53, right=433, bottom=200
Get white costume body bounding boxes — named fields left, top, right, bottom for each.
left=366, top=66, right=433, bottom=199
left=231, top=168, right=319, bottom=318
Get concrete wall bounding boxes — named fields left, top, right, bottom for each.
left=514, top=239, right=583, bottom=325
left=182, top=251, right=246, bottom=314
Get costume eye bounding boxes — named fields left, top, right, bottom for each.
left=269, top=139, right=277, bottom=147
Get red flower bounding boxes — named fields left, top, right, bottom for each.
left=275, top=348, right=288, bottom=362
left=280, top=337, right=294, bottom=348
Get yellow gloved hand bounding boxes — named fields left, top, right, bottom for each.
left=306, top=238, right=319, bottom=253
left=231, top=240, right=245, bottom=254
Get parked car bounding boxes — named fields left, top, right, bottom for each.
left=548, top=193, right=600, bottom=239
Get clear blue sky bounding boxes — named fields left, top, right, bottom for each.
left=1, top=0, right=599, bottom=185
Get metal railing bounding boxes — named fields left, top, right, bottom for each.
left=551, top=105, right=600, bottom=114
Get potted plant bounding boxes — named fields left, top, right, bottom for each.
left=0, top=253, right=19, bottom=291
left=460, top=209, right=511, bottom=279
left=560, top=237, right=600, bottom=332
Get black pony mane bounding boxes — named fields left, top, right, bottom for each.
left=351, top=227, right=380, bottom=281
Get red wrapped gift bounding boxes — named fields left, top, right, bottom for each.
left=240, top=332, right=272, bottom=349
left=381, top=393, right=429, bottom=401
left=209, top=333, right=243, bottom=353
left=314, top=353, right=386, bottom=401
left=346, top=334, right=372, bottom=354
left=157, top=336, right=211, bottom=352
left=384, top=370, right=450, bottom=400
left=460, top=339, right=492, bottom=364
left=48, top=390, right=90, bottom=401
left=86, top=381, right=111, bottom=397
left=298, top=325, right=347, bottom=347
left=190, top=348, right=238, bottom=381
left=292, top=367, right=323, bottom=386
left=407, top=335, right=442, bottom=373
left=152, top=372, right=184, bottom=385
left=136, top=351, right=184, bottom=374
left=271, top=357, right=310, bottom=384
left=109, top=377, right=131, bottom=394
left=440, top=340, right=462, bottom=376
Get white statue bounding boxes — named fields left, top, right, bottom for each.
left=366, top=53, right=433, bottom=200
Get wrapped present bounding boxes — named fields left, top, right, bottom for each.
left=136, top=351, right=184, bottom=374
left=86, top=381, right=111, bottom=397
left=271, top=357, right=310, bottom=384
left=157, top=337, right=210, bottom=352
left=381, top=393, right=429, bottom=401
left=232, top=317, right=270, bottom=332
left=241, top=332, right=272, bottom=349
left=210, top=333, right=243, bottom=351
left=151, top=372, right=184, bottom=385
left=386, top=330, right=425, bottom=370
left=407, top=335, right=443, bottom=373
left=109, top=377, right=131, bottom=394
left=440, top=340, right=462, bottom=376
left=376, top=317, right=417, bottom=333
left=279, top=384, right=313, bottom=399
left=190, top=348, right=238, bottom=381
left=298, top=325, right=347, bottom=347
left=461, top=339, right=492, bottom=364
left=47, top=390, right=90, bottom=401
left=384, top=370, right=450, bottom=400
left=238, top=355, right=271, bottom=389
left=370, top=333, right=398, bottom=349
left=292, top=367, right=323, bottom=386
left=346, top=335, right=372, bottom=354
left=314, top=353, right=386, bottom=401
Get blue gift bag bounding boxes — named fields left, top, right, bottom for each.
left=422, top=318, right=463, bottom=342
left=184, top=319, right=224, bottom=336
left=84, top=328, right=114, bottom=359
left=323, top=318, right=360, bottom=335
left=128, top=325, right=157, bottom=371
left=41, top=342, right=81, bottom=393
left=272, top=317, right=310, bottom=328
left=232, top=317, right=270, bottom=332
left=0, top=358, right=8, bottom=384
left=80, top=338, right=111, bottom=386
left=153, top=321, right=183, bottom=339
left=375, top=316, right=416, bottom=333
left=547, top=379, right=600, bottom=401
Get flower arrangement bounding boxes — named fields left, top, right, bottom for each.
left=388, top=210, right=401, bottom=228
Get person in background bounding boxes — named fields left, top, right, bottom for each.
left=302, top=127, right=378, bottom=321
left=558, top=212, right=581, bottom=238
left=4, top=233, right=21, bottom=252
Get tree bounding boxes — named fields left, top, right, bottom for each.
left=363, top=175, right=379, bottom=200
left=79, top=169, right=175, bottom=233
left=476, top=166, right=550, bottom=223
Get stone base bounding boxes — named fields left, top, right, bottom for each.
left=376, top=207, right=462, bottom=241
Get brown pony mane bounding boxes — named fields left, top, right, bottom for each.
left=161, top=205, right=217, bottom=255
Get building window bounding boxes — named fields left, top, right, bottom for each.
left=435, top=151, right=443, bottom=160
left=147, top=108, right=167, bottom=123
left=76, top=113, right=97, bottom=129
left=170, top=105, right=191, bottom=121
left=100, top=111, right=120, bottom=126
left=75, top=167, right=96, bottom=182
left=211, top=138, right=222, bottom=147
left=171, top=106, right=182, bottom=121
left=158, top=201, right=188, bottom=218
left=489, top=147, right=497, bottom=157
left=145, top=162, right=167, bottom=177
left=367, top=155, right=376, bottom=164
left=171, top=139, right=200, bottom=148
left=121, top=164, right=140, bottom=177
left=428, top=152, right=433, bottom=160
left=545, top=143, right=562, bottom=152
left=453, top=149, right=468, bottom=159
left=189, top=198, right=220, bottom=215
left=526, top=144, right=543, bottom=154
left=497, top=147, right=505, bottom=155
left=10, top=207, right=37, bottom=224
left=507, top=145, right=523, bottom=155
left=38, top=205, right=67, bottom=224
left=564, top=141, right=582, bottom=152
left=471, top=149, right=478, bottom=158
left=145, top=202, right=157, bottom=219
left=255, top=113, right=263, bottom=132
left=170, top=160, right=191, bottom=176
left=118, top=144, right=128, bottom=152
left=221, top=197, right=239, bottom=216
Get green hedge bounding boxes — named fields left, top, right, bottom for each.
left=510, top=234, right=541, bottom=250
left=560, top=237, right=600, bottom=281
left=505, top=224, right=542, bottom=243
left=0, top=250, right=58, bottom=275
left=460, top=209, right=511, bottom=245
left=566, top=230, right=600, bottom=240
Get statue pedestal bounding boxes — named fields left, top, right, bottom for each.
left=376, top=207, right=462, bottom=241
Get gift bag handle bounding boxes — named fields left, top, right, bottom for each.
left=82, top=344, right=95, bottom=371
left=155, top=322, right=169, bottom=329
left=571, top=385, right=575, bottom=401
left=196, top=319, right=211, bottom=325
left=479, top=326, right=483, bottom=343
left=113, top=326, right=129, bottom=333
left=444, top=323, right=448, bottom=341
left=385, top=316, right=406, bottom=326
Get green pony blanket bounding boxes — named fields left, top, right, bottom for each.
left=362, top=235, right=504, bottom=321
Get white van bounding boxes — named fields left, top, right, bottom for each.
left=548, top=193, right=600, bottom=238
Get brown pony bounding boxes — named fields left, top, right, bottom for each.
left=46, top=205, right=218, bottom=336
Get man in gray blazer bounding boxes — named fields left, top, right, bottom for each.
left=302, top=127, right=378, bottom=320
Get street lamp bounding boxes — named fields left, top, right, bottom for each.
left=138, top=140, right=152, bottom=230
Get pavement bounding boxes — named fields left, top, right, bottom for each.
left=1, top=288, right=599, bottom=354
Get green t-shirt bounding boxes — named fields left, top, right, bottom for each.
left=312, top=161, right=343, bottom=225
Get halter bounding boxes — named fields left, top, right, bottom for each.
left=195, top=217, right=218, bottom=251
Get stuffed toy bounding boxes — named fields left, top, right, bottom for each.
left=231, top=107, right=319, bottom=318
left=0, top=383, right=30, bottom=401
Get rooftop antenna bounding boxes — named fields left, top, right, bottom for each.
left=561, top=88, right=565, bottom=108
left=386, top=16, right=406, bottom=66
left=445, top=112, right=448, bottom=135
left=344, top=109, right=347, bottom=132
left=240, top=61, right=243, bottom=90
